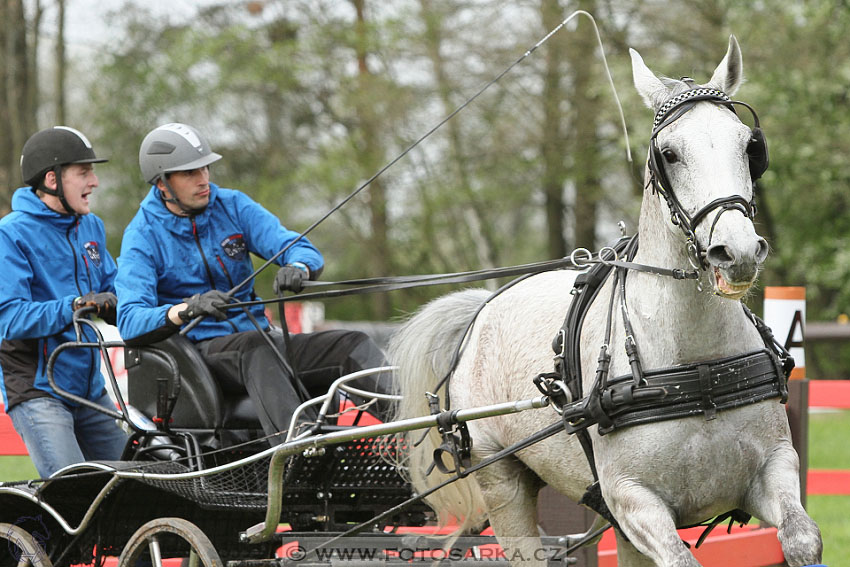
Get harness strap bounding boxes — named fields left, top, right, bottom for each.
left=689, top=509, right=752, bottom=549
left=648, top=91, right=767, bottom=268
left=697, top=364, right=717, bottom=421
left=579, top=481, right=621, bottom=533
left=547, top=237, right=635, bottom=488
left=553, top=236, right=634, bottom=403
left=587, top=349, right=787, bottom=435
left=431, top=404, right=473, bottom=476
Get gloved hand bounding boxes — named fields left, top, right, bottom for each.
left=178, top=290, right=230, bottom=322
left=73, top=292, right=118, bottom=325
left=274, top=265, right=306, bottom=295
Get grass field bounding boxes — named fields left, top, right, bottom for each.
left=0, top=454, right=36, bottom=482
left=1, top=409, right=847, bottom=564
left=808, top=409, right=850, bottom=566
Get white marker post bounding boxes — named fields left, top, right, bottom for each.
left=764, top=286, right=808, bottom=504
left=763, top=286, right=806, bottom=379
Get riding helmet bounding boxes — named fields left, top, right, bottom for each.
left=20, top=126, right=107, bottom=186
left=139, top=123, right=222, bottom=184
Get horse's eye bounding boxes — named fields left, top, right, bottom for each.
left=661, top=149, right=678, bottom=163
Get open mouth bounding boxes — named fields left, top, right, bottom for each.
left=712, top=267, right=753, bottom=299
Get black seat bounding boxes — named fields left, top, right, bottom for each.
left=125, top=334, right=263, bottom=448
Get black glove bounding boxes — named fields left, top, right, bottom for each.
left=274, top=265, right=306, bottom=295
left=74, top=291, right=118, bottom=325
left=178, top=290, right=230, bottom=322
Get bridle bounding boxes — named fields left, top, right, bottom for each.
left=647, top=85, right=769, bottom=269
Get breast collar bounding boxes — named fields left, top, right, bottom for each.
left=544, top=234, right=792, bottom=436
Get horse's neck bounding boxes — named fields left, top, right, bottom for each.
left=624, top=191, right=762, bottom=364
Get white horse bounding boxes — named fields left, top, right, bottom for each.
left=389, top=37, right=822, bottom=567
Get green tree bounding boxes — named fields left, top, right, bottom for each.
left=72, top=0, right=850, bottom=369
left=0, top=0, right=38, bottom=210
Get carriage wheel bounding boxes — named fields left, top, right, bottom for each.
left=0, top=522, right=53, bottom=567
left=116, top=518, right=222, bottom=567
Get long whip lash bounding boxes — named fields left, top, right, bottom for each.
left=181, top=10, right=630, bottom=333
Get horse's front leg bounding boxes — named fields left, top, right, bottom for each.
left=745, top=444, right=823, bottom=566
left=474, top=455, right=547, bottom=566
left=603, top=479, right=699, bottom=567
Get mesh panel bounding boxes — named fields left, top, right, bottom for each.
left=128, top=457, right=271, bottom=510
left=128, top=434, right=413, bottom=514
left=283, top=435, right=410, bottom=505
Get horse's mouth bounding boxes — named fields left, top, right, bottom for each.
left=712, top=267, right=754, bottom=300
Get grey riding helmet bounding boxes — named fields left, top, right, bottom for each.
left=139, top=123, right=222, bottom=184
left=21, top=126, right=107, bottom=186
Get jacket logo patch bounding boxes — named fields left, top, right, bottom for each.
left=221, top=234, right=247, bottom=260
left=84, top=241, right=102, bottom=267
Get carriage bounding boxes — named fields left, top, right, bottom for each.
left=0, top=311, right=568, bottom=566
left=0, top=30, right=824, bottom=567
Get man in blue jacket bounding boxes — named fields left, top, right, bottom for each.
left=116, top=123, right=389, bottom=444
left=0, top=127, right=128, bottom=477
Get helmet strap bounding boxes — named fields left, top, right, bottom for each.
left=41, top=166, right=77, bottom=216
left=158, top=175, right=206, bottom=216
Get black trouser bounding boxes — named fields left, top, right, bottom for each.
left=197, top=329, right=391, bottom=441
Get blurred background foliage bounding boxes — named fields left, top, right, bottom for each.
left=1, top=0, right=848, bottom=376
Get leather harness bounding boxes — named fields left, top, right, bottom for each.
left=533, top=232, right=792, bottom=540
left=543, top=235, right=791, bottom=437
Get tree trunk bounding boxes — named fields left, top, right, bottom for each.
left=419, top=0, right=499, bottom=276
left=569, top=0, right=602, bottom=250
left=1, top=0, right=33, bottom=211
left=55, top=0, right=66, bottom=124
left=540, top=0, right=569, bottom=258
left=352, top=0, right=392, bottom=320
left=27, top=0, right=42, bottom=137
left=0, top=0, right=8, bottom=204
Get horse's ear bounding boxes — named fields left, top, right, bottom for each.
left=708, top=35, right=744, bottom=96
left=630, top=48, right=669, bottom=111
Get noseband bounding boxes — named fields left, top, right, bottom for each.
left=647, top=86, right=769, bottom=269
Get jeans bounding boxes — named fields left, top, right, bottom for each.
left=7, top=392, right=129, bottom=478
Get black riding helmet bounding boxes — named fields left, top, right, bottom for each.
left=20, top=126, right=107, bottom=214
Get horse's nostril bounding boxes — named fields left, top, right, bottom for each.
left=706, top=244, right=735, bottom=268
left=755, top=238, right=769, bottom=263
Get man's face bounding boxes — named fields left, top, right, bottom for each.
left=44, top=164, right=99, bottom=215
left=158, top=166, right=211, bottom=214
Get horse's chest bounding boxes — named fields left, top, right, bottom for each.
left=595, top=402, right=791, bottom=517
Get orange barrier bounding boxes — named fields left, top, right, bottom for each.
left=809, top=379, right=850, bottom=409
left=0, top=405, right=27, bottom=456
left=808, top=469, right=850, bottom=495
left=598, top=525, right=784, bottom=567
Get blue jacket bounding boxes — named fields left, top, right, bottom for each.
left=0, top=188, right=116, bottom=409
left=116, top=184, right=323, bottom=343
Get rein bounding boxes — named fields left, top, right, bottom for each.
left=216, top=247, right=697, bottom=311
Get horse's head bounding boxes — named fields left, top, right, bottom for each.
left=630, top=36, right=769, bottom=300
